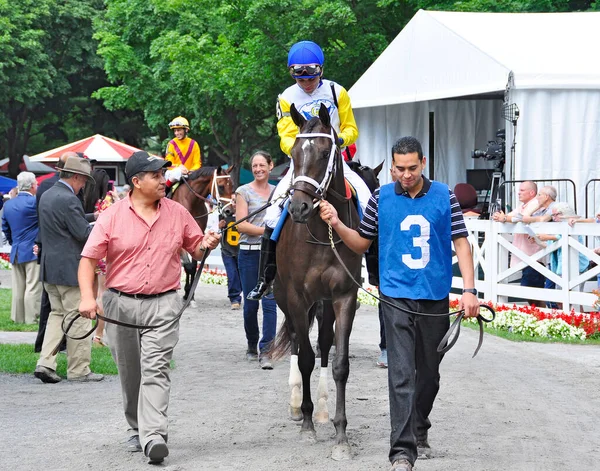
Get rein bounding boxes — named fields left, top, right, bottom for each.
left=324, top=223, right=495, bottom=358
left=53, top=249, right=211, bottom=356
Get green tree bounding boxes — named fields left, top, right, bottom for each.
left=0, top=0, right=53, bottom=175
left=94, top=0, right=403, bottom=183
left=0, top=0, right=149, bottom=177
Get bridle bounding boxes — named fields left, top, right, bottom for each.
left=181, top=169, right=234, bottom=219
left=289, top=128, right=339, bottom=208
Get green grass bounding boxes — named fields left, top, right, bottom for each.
left=0, top=289, right=38, bottom=332
left=463, top=322, right=600, bottom=345
left=0, top=343, right=118, bottom=375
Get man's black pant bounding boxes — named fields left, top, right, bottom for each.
left=381, top=294, right=450, bottom=465
left=34, top=288, right=52, bottom=353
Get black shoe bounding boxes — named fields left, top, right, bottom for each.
left=34, top=365, right=62, bottom=383
left=145, top=440, right=169, bottom=464
left=417, top=439, right=432, bottom=459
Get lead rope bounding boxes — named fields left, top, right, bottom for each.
left=52, top=248, right=212, bottom=356
left=326, top=222, right=495, bottom=357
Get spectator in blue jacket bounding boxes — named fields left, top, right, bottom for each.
left=1, top=172, right=42, bottom=324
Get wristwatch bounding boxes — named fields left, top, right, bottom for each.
left=462, top=288, right=478, bottom=295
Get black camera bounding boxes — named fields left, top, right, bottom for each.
left=472, top=129, right=505, bottom=161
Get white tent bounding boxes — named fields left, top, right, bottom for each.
left=349, top=10, right=600, bottom=214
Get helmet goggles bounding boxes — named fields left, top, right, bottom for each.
left=289, top=64, right=322, bottom=79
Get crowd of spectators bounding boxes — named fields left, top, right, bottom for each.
left=454, top=180, right=599, bottom=308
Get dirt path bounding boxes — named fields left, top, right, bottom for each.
left=1, top=283, right=600, bottom=470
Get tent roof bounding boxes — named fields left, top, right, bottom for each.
left=349, top=10, right=600, bottom=109
left=28, top=134, right=151, bottom=163
left=0, top=175, right=17, bottom=194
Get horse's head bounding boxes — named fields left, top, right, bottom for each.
left=288, top=103, right=340, bottom=223
left=214, top=166, right=235, bottom=217
left=173, top=166, right=235, bottom=229
left=346, top=160, right=384, bottom=194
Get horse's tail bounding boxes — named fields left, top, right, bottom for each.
left=270, top=301, right=320, bottom=361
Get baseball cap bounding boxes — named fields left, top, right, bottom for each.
left=125, top=151, right=170, bottom=181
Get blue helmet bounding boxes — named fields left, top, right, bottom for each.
left=287, top=41, right=324, bottom=67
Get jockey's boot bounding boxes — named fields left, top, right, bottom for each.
left=247, top=226, right=276, bottom=301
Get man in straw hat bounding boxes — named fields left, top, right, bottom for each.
left=34, top=155, right=104, bottom=384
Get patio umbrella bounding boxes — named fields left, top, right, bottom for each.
left=28, top=134, right=158, bottom=163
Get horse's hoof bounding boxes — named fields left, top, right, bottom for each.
left=331, top=443, right=352, bottom=461
left=289, top=407, right=303, bottom=422
left=300, top=429, right=317, bottom=443
left=314, top=411, right=329, bottom=424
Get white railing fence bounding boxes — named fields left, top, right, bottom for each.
left=453, top=220, right=600, bottom=312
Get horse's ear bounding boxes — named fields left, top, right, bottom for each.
left=318, top=103, right=330, bottom=127
left=225, top=165, right=235, bottom=175
left=290, top=104, right=306, bottom=128
left=374, top=161, right=384, bottom=177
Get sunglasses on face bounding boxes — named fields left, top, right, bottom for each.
left=289, top=64, right=322, bottom=78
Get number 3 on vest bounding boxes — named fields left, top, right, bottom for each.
left=400, top=215, right=431, bottom=269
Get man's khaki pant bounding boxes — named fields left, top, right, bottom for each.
left=37, top=284, right=92, bottom=379
left=11, top=261, right=42, bottom=324
left=103, top=290, right=181, bottom=451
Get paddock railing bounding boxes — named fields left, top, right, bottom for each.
left=453, top=220, right=600, bottom=312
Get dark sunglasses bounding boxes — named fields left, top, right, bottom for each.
left=289, top=64, right=322, bottom=78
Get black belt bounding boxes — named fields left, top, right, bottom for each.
left=109, top=288, right=177, bottom=299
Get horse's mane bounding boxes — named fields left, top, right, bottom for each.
left=188, top=167, right=217, bottom=180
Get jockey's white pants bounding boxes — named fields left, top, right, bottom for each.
left=264, top=160, right=372, bottom=228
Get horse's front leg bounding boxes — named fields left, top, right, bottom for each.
left=298, top=329, right=316, bottom=440
left=330, top=292, right=357, bottom=461
left=288, top=331, right=303, bottom=421
left=315, top=301, right=335, bottom=424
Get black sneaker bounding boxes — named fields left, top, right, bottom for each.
left=417, top=439, right=432, bottom=459
left=126, top=435, right=142, bottom=452
left=34, top=365, right=62, bottom=383
left=246, top=347, right=258, bottom=361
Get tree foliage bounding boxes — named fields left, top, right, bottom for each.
left=1, top=0, right=594, bottom=180
left=0, top=0, right=148, bottom=177
left=94, top=0, right=405, bottom=181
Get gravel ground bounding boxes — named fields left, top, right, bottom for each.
left=1, top=283, right=600, bottom=470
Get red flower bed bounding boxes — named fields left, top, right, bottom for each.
left=450, top=298, right=600, bottom=338
left=0, top=253, right=9, bottom=263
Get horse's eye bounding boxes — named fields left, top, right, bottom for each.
left=321, top=150, right=329, bottom=159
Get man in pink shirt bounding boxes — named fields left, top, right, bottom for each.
left=78, top=151, right=220, bottom=464
left=492, top=180, right=544, bottom=304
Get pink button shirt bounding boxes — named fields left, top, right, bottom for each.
left=81, top=195, right=204, bottom=294
left=510, top=198, right=541, bottom=267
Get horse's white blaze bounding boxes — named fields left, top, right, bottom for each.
left=315, top=366, right=329, bottom=423
left=289, top=354, right=302, bottom=411
left=301, top=139, right=313, bottom=151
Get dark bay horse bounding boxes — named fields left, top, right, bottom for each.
left=171, top=166, right=234, bottom=299
left=271, top=104, right=362, bottom=461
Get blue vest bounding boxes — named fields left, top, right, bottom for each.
left=378, top=181, right=452, bottom=300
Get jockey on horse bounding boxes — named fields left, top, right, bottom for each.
left=164, top=116, right=202, bottom=188
left=248, top=40, right=372, bottom=300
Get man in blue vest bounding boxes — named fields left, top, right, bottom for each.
left=319, top=136, right=480, bottom=471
